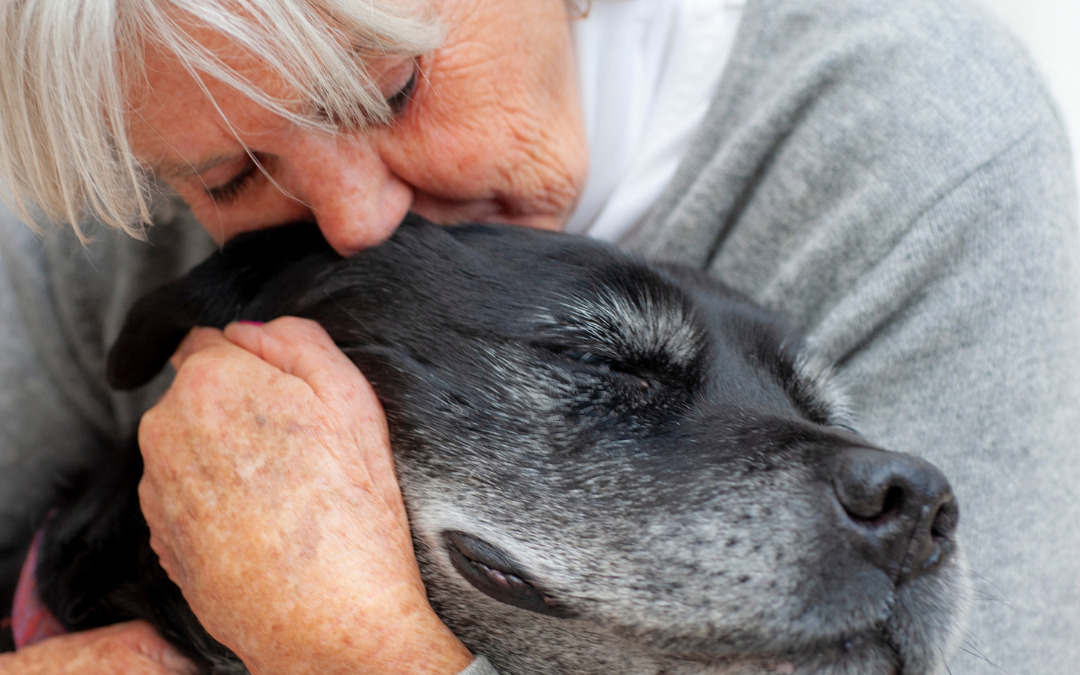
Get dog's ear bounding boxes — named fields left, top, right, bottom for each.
left=106, top=223, right=335, bottom=390
left=106, top=279, right=214, bottom=390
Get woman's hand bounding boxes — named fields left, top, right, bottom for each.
left=136, top=317, right=473, bottom=674
left=0, top=621, right=195, bottom=674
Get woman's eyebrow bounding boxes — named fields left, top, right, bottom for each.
left=151, top=153, right=247, bottom=180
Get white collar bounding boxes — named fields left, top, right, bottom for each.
left=565, top=0, right=745, bottom=243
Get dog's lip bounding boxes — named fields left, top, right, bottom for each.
left=657, top=657, right=900, bottom=674
left=656, top=655, right=900, bottom=675
left=655, top=628, right=904, bottom=674
left=442, top=530, right=574, bottom=619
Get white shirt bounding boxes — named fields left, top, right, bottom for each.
left=566, top=0, right=745, bottom=243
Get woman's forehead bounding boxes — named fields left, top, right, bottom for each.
left=125, top=4, right=423, bottom=132
left=126, top=26, right=411, bottom=177
left=125, top=39, right=282, bottom=170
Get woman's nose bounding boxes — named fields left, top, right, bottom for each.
left=285, top=133, right=414, bottom=257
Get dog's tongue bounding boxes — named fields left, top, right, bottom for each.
left=8, top=526, right=67, bottom=648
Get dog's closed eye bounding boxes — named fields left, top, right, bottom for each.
left=549, top=348, right=652, bottom=392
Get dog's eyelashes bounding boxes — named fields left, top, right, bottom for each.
left=563, top=351, right=611, bottom=371
left=557, top=350, right=652, bottom=391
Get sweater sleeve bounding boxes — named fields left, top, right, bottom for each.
left=0, top=203, right=214, bottom=621
left=629, top=0, right=1080, bottom=672
left=810, top=119, right=1080, bottom=675
left=0, top=213, right=115, bottom=615
left=457, top=655, right=501, bottom=675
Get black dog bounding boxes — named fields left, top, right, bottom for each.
left=36, top=216, right=970, bottom=674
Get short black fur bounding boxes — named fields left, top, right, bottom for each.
left=35, top=215, right=968, bottom=674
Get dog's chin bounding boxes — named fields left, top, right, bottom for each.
left=644, top=583, right=963, bottom=675
left=653, top=585, right=966, bottom=675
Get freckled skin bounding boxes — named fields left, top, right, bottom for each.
left=137, top=321, right=473, bottom=674
left=0, top=621, right=197, bottom=674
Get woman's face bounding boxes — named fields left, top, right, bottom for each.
left=127, top=0, right=587, bottom=256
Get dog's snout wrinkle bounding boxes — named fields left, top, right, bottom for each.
left=832, top=447, right=958, bottom=583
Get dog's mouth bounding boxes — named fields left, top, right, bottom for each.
left=442, top=531, right=948, bottom=675
left=653, top=628, right=904, bottom=675
left=443, top=531, right=574, bottom=618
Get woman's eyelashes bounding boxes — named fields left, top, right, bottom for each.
left=204, top=158, right=260, bottom=205
left=204, top=63, right=420, bottom=206
left=386, top=66, right=419, bottom=117
left=311, top=60, right=420, bottom=130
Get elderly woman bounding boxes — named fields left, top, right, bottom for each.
left=0, top=0, right=1077, bottom=673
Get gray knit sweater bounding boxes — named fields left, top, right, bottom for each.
left=1, top=0, right=1076, bottom=672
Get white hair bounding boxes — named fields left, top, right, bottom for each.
left=0, top=0, right=441, bottom=240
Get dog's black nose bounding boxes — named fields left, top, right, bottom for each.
left=831, top=447, right=958, bottom=583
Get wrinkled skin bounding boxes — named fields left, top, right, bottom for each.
left=128, top=0, right=587, bottom=256
left=137, top=320, right=472, bottom=674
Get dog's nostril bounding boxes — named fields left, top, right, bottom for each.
left=832, top=447, right=958, bottom=583
left=931, top=497, right=959, bottom=539
left=843, top=482, right=905, bottom=523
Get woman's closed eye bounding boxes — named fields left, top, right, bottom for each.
left=311, top=58, right=420, bottom=130
left=204, top=157, right=261, bottom=205
left=386, top=66, right=419, bottom=117
left=203, top=60, right=421, bottom=206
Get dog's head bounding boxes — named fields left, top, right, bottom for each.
left=108, top=216, right=970, bottom=674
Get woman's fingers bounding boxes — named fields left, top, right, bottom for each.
left=0, top=621, right=197, bottom=675
left=220, top=317, right=400, bottom=504
left=222, top=317, right=382, bottom=411
left=132, top=316, right=473, bottom=673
